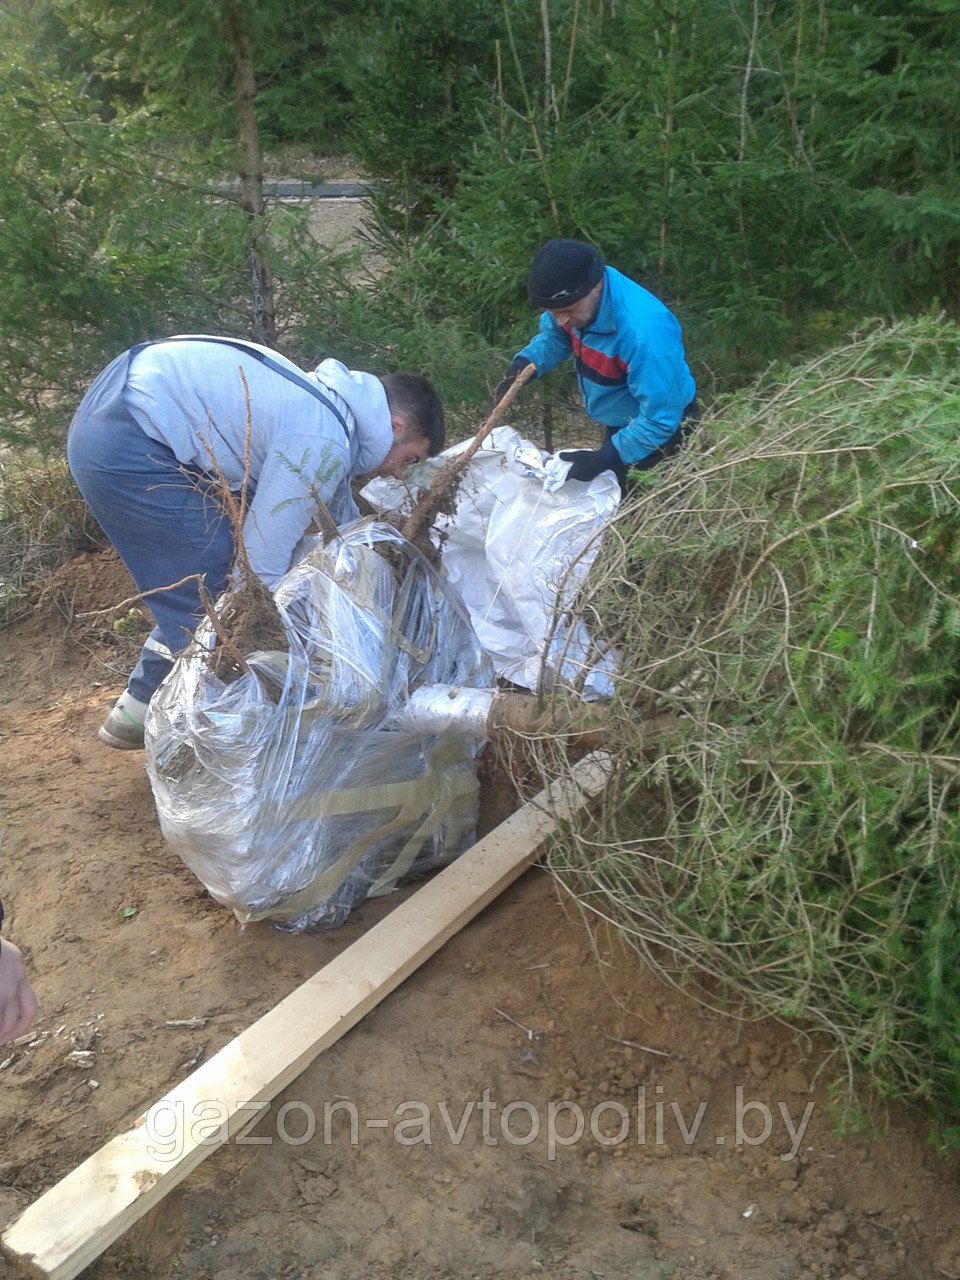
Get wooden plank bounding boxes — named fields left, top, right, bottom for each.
left=2, top=752, right=612, bottom=1280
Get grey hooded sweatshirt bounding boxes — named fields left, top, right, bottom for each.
left=124, top=337, right=393, bottom=585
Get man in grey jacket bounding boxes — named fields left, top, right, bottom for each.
left=68, top=336, right=445, bottom=748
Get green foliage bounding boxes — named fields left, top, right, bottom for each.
left=338, top=0, right=505, bottom=223
left=547, top=317, right=960, bottom=1139
left=57, top=0, right=363, bottom=148
left=255, top=15, right=358, bottom=148
left=5, top=0, right=958, bottom=438
left=287, top=259, right=507, bottom=416
left=343, top=0, right=960, bottom=394
left=0, top=1, right=261, bottom=447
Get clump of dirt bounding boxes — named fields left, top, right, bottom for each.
left=399, top=458, right=463, bottom=544
left=206, top=572, right=288, bottom=684
left=35, top=546, right=143, bottom=623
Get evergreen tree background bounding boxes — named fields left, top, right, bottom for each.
left=1, top=0, right=957, bottom=443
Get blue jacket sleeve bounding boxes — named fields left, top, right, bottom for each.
left=609, top=312, right=691, bottom=463
left=516, top=312, right=574, bottom=374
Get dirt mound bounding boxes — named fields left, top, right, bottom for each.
left=36, top=545, right=135, bottom=618
left=1, top=549, right=958, bottom=1280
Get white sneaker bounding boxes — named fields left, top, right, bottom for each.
left=98, top=690, right=150, bottom=750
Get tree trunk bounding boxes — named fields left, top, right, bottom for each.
left=220, top=0, right=277, bottom=346
left=488, top=694, right=679, bottom=756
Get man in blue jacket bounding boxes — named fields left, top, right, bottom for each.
left=68, top=337, right=445, bottom=749
left=496, top=239, right=697, bottom=484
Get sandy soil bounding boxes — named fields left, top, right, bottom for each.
left=1, top=546, right=959, bottom=1280
left=304, top=197, right=373, bottom=255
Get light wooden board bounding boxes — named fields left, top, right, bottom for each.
left=2, top=751, right=612, bottom=1280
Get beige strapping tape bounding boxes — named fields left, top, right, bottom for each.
left=365, top=738, right=476, bottom=897
left=241, top=743, right=476, bottom=924
left=366, top=790, right=463, bottom=898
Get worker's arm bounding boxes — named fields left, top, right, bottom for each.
left=241, top=434, right=350, bottom=586
left=609, top=313, right=694, bottom=465
left=492, top=311, right=574, bottom=404
left=515, top=311, right=574, bottom=376
left=491, top=355, right=533, bottom=406
left=491, top=313, right=573, bottom=408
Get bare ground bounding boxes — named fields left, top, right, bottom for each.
left=1, top=546, right=959, bottom=1280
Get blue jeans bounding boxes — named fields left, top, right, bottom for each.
left=66, top=351, right=235, bottom=702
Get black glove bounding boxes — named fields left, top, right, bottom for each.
left=558, top=436, right=625, bottom=484
left=491, top=355, right=531, bottom=408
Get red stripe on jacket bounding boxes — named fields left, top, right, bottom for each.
left=564, top=326, right=628, bottom=383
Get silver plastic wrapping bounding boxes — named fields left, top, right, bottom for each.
left=144, top=520, right=495, bottom=931
left=363, top=426, right=620, bottom=698
left=394, top=685, right=496, bottom=737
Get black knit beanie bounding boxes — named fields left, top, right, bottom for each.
left=526, top=239, right=604, bottom=308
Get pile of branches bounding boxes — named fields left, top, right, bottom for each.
left=542, top=317, right=960, bottom=1139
